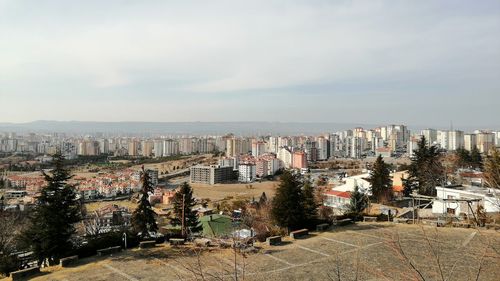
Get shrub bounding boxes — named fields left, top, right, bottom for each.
left=71, top=231, right=140, bottom=259
left=0, top=255, right=21, bottom=277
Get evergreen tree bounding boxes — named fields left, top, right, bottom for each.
left=367, top=155, right=393, bottom=203
left=271, top=171, right=306, bottom=231
left=455, top=147, right=471, bottom=168
left=406, top=136, right=444, bottom=196
left=402, top=177, right=417, bottom=197
left=470, top=146, right=483, bottom=169
left=131, top=168, right=158, bottom=239
left=302, top=179, right=318, bottom=225
left=171, top=182, right=200, bottom=235
left=258, top=192, right=268, bottom=207
left=483, top=147, right=500, bottom=188
left=22, top=154, right=81, bottom=266
left=348, top=186, right=368, bottom=220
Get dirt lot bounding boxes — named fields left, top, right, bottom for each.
left=191, top=181, right=278, bottom=202
left=84, top=200, right=137, bottom=213
left=132, top=154, right=216, bottom=175
left=19, top=223, right=500, bottom=281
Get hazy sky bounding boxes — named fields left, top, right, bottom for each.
left=1, top=0, right=499, bottom=127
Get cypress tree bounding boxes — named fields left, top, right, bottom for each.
left=171, top=182, right=200, bottom=235
left=367, top=155, right=393, bottom=203
left=271, top=171, right=306, bottom=231
left=22, top=153, right=81, bottom=266
left=131, top=168, right=158, bottom=239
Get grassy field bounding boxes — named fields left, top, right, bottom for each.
left=16, top=222, right=500, bottom=281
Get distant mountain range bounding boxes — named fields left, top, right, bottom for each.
left=0, top=120, right=496, bottom=135
left=0, top=120, right=377, bottom=135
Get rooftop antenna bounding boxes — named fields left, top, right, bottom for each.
left=450, top=120, right=453, bottom=132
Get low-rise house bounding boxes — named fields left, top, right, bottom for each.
left=323, top=190, right=351, bottom=214
left=391, top=170, right=409, bottom=196
left=458, top=171, right=484, bottom=186
left=4, top=190, right=27, bottom=199
left=80, top=188, right=98, bottom=200
left=375, top=147, right=392, bottom=158
left=332, top=173, right=371, bottom=195
left=148, top=188, right=164, bottom=204
left=432, top=185, right=500, bottom=216
left=84, top=204, right=132, bottom=235
left=194, top=206, right=214, bottom=217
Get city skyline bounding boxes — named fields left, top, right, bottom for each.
left=1, top=1, right=500, bottom=126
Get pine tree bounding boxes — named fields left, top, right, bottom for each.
left=302, top=180, right=318, bottom=225
left=402, top=177, right=417, bottom=197
left=171, top=182, right=200, bottom=235
left=455, top=147, right=471, bottom=168
left=483, top=147, right=500, bottom=188
left=348, top=186, right=368, bottom=221
left=470, top=146, right=483, bottom=169
left=131, top=168, right=158, bottom=239
left=22, top=154, right=81, bottom=266
left=271, top=171, right=306, bottom=231
left=406, top=136, right=444, bottom=196
left=367, top=155, right=393, bottom=203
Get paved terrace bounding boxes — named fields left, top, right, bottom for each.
left=14, top=223, right=500, bottom=281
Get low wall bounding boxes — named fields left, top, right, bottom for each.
left=266, top=236, right=282, bottom=246
left=290, top=229, right=309, bottom=239
left=97, top=246, right=122, bottom=256
left=10, top=267, right=40, bottom=281
left=60, top=255, right=79, bottom=267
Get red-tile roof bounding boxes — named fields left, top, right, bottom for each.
left=325, top=190, right=351, bottom=198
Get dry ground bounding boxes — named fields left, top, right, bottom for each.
left=84, top=200, right=137, bottom=213
left=191, top=181, right=278, bottom=202
left=14, top=223, right=500, bottom=281
left=132, top=154, right=216, bottom=175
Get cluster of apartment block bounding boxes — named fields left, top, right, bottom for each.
left=414, top=129, right=499, bottom=154
left=2, top=126, right=499, bottom=161
left=190, top=152, right=282, bottom=185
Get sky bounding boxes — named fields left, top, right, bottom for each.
left=0, top=0, right=499, bottom=128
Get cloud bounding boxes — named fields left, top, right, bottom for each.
left=0, top=0, right=499, bottom=126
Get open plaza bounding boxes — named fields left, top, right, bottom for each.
left=14, top=222, right=500, bottom=281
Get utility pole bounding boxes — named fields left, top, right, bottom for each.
left=181, top=193, right=185, bottom=237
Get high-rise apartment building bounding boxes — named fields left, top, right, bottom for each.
left=141, top=140, right=154, bottom=157
left=238, top=164, right=256, bottom=183
left=448, top=130, right=464, bottom=151
left=304, top=140, right=318, bottom=162
left=251, top=140, right=266, bottom=157
left=464, top=134, right=477, bottom=151
left=421, top=129, right=437, bottom=145
left=190, top=165, right=234, bottom=185
left=128, top=140, right=139, bottom=156
left=316, top=136, right=329, bottom=160
left=477, top=132, right=495, bottom=154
